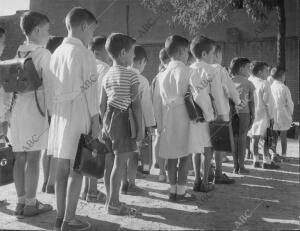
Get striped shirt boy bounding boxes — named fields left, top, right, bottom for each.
left=103, top=65, right=139, bottom=110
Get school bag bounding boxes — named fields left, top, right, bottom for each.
left=0, top=50, right=45, bottom=117
left=0, top=136, right=14, bottom=186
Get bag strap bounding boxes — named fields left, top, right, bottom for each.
left=18, top=50, right=46, bottom=117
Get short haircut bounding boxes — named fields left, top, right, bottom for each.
left=46, top=36, right=64, bottom=54
left=229, top=57, right=251, bottom=76
left=159, top=48, right=169, bottom=65
left=89, top=36, right=106, bottom=52
left=165, top=35, right=189, bottom=57
left=105, top=33, right=136, bottom=59
left=251, top=61, right=268, bottom=76
left=0, top=27, right=5, bottom=38
left=214, top=44, right=222, bottom=54
left=271, top=66, right=285, bottom=80
left=20, top=11, right=50, bottom=36
left=133, top=45, right=147, bottom=63
left=65, top=7, right=97, bottom=29
left=190, top=36, right=216, bottom=59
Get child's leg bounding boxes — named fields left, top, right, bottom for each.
left=108, top=152, right=130, bottom=206
left=167, top=159, right=178, bottom=194
left=127, top=152, right=138, bottom=184
left=233, top=136, right=239, bottom=171
left=121, top=158, right=128, bottom=187
left=202, top=148, right=213, bottom=185
left=55, top=159, right=69, bottom=219
left=25, top=151, right=41, bottom=200
left=42, top=150, right=50, bottom=191
left=238, top=132, right=247, bottom=169
left=81, top=177, right=88, bottom=199
left=64, top=160, right=83, bottom=222
left=13, top=152, right=26, bottom=202
left=192, top=153, right=201, bottom=181
left=177, top=155, right=189, bottom=195
left=214, top=151, right=223, bottom=178
left=153, top=131, right=160, bottom=166
left=280, top=130, right=287, bottom=156
left=87, top=177, right=98, bottom=195
left=246, top=136, right=251, bottom=159
left=47, top=156, right=56, bottom=187
left=252, top=136, right=260, bottom=162
left=104, top=153, right=114, bottom=203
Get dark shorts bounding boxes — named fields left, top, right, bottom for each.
left=103, top=105, right=137, bottom=155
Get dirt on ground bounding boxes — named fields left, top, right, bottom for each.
left=0, top=138, right=299, bottom=230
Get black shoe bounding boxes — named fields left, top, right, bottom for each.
left=239, top=167, right=250, bottom=174
left=214, top=173, right=235, bottom=184
left=263, top=162, right=280, bottom=170
left=176, top=193, right=195, bottom=203
left=253, top=162, right=261, bottom=168
left=193, top=179, right=202, bottom=192
left=121, top=181, right=129, bottom=194
left=232, top=168, right=239, bottom=174
left=169, top=193, right=176, bottom=202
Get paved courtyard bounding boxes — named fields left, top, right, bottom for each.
left=0, top=138, right=299, bottom=230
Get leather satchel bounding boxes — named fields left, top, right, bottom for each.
left=0, top=55, right=45, bottom=117
left=184, top=88, right=205, bottom=123
left=209, top=120, right=234, bottom=153
left=0, top=57, right=42, bottom=93
left=0, top=137, right=14, bottom=186
left=73, top=134, right=109, bottom=179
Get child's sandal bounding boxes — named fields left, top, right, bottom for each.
left=107, top=203, right=136, bottom=216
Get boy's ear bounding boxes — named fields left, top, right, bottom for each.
left=201, top=51, right=206, bottom=58
left=81, top=22, right=88, bottom=32
left=120, top=48, right=126, bottom=57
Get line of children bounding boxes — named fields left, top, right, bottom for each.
left=1, top=7, right=294, bottom=231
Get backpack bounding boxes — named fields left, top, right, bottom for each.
left=0, top=51, right=45, bottom=117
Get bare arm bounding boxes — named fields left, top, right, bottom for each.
left=131, top=82, right=143, bottom=141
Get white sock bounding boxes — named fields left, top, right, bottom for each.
left=176, top=184, right=186, bottom=195
left=25, top=197, right=37, bottom=206
left=18, top=195, right=26, bottom=204
left=169, top=185, right=176, bottom=194
left=143, top=164, right=150, bottom=171
left=263, top=155, right=272, bottom=164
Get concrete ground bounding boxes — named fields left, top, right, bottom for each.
left=0, top=138, right=299, bottom=230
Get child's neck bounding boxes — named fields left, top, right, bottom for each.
left=112, top=59, right=128, bottom=67
left=196, top=58, right=211, bottom=64
left=131, top=64, right=142, bottom=73
left=170, top=57, right=185, bottom=64
left=26, top=37, right=42, bottom=46
left=68, top=31, right=87, bottom=47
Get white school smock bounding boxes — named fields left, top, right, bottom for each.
left=210, top=64, right=241, bottom=117
left=96, top=59, right=110, bottom=97
left=48, top=37, right=99, bottom=160
left=188, top=62, right=214, bottom=154
left=153, top=60, right=190, bottom=159
left=271, top=80, right=294, bottom=131
left=129, top=67, right=156, bottom=134
left=9, top=42, right=52, bottom=152
left=248, top=76, right=274, bottom=137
